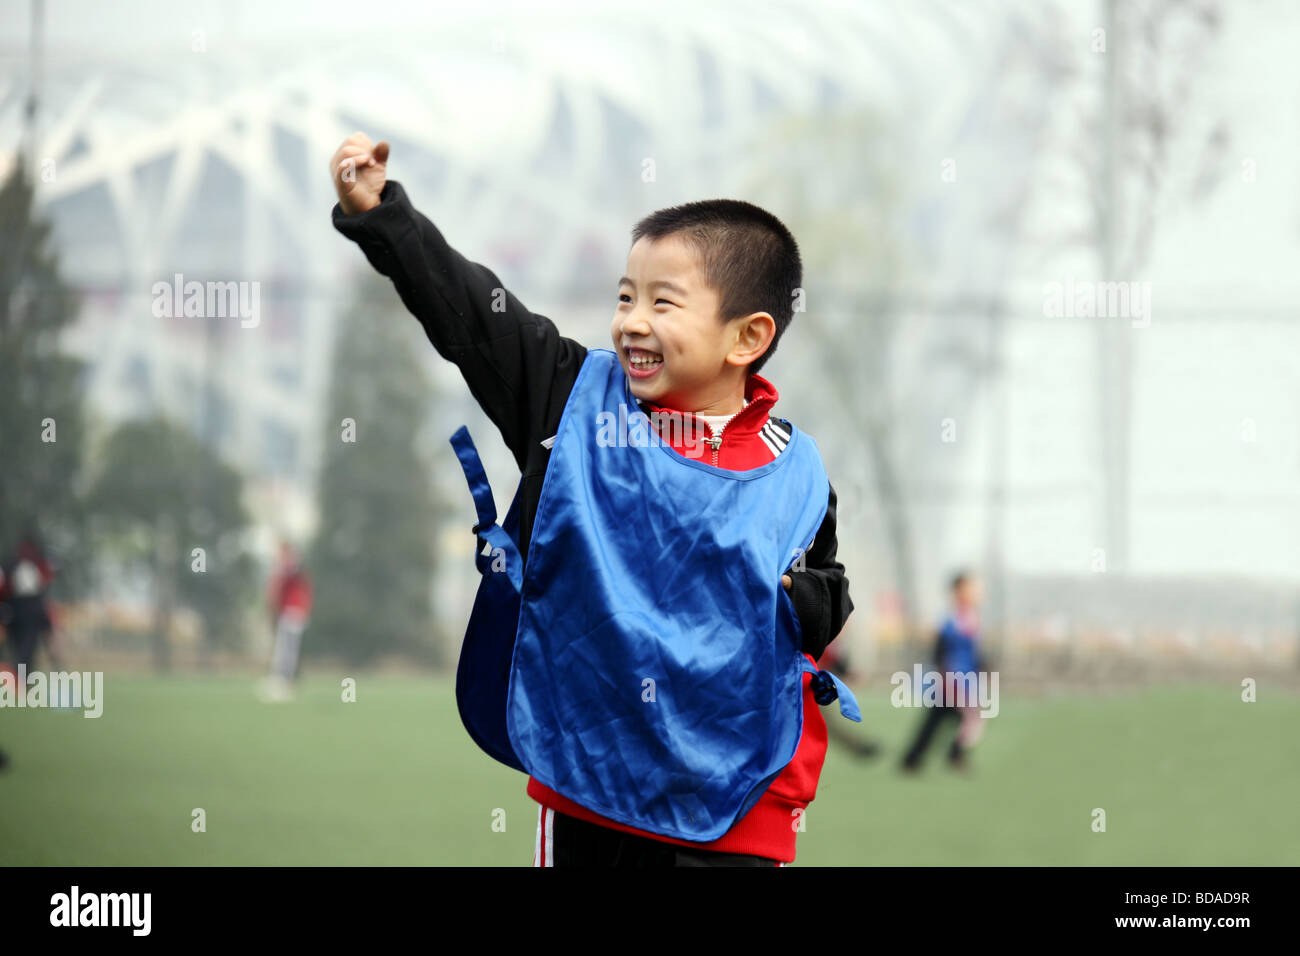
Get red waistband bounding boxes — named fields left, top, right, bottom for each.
left=527, top=777, right=807, bottom=863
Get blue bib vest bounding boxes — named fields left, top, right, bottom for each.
left=448, top=348, right=859, bottom=842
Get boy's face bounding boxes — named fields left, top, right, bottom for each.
left=956, top=577, right=982, bottom=609
left=611, top=234, right=765, bottom=413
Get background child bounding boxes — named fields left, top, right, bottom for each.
left=260, top=541, right=313, bottom=703
left=0, top=531, right=56, bottom=678
left=901, top=570, right=985, bottom=772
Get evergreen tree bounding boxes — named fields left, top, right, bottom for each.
left=87, top=417, right=255, bottom=670
left=308, top=272, right=442, bottom=668
left=0, top=164, right=88, bottom=590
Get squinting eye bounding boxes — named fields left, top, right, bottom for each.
left=656, top=299, right=674, bottom=306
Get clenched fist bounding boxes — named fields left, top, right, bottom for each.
left=330, top=132, right=390, bottom=216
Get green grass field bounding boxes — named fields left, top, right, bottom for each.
left=1, top=674, right=1296, bottom=865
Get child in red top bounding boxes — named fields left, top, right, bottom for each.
left=261, top=542, right=313, bottom=703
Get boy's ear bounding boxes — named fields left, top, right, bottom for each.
left=727, top=312, right=776, bottom=367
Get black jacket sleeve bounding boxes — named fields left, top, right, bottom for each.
left=787, top=481, right=855, bottom=660
left=331, top=180, right=587, bottom=473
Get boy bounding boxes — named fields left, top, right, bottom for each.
left=329, top=133, right=856, bottom=866
left=901, top=571, right=985, bottom=772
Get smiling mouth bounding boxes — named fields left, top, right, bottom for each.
left=626, top=347, right=663, bottom=370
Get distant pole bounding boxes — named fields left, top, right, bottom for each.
left=22, top=0, right=44, bottom=178
left=7, top=0, right=45, bottom=324
left=1098, top=0, right=1130, bottom=575
left=985, top=299, right=1008, bottom=667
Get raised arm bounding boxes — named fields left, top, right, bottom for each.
left=329, top=135, right=586, bottom=471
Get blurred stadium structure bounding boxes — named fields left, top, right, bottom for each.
left=1, top=0, right=1297, bottom=679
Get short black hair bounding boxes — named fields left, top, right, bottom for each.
left=630, top=199, right=802, bottom=376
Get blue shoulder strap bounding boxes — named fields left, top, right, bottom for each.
left=447, top=425, right=527, bottom=772
left=449, top=426, right=524, bottom=592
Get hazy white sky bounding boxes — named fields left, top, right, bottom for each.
left=3, top=0, right=1298, bottom=585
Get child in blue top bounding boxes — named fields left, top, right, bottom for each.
left=901, top=571, right=985, bottom=771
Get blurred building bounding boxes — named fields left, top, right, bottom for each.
left=2, top=0, right=1298, bottom=667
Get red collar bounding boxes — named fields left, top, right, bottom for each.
left=637, top=373, right=780, bottom=438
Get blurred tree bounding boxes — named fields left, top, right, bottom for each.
left=1023, top=0, right=1229, bottom=577
left=87, top=417, right=255, bottom=670
left=742, top=106, right=924, bottom=653
left=741, top=0, right=1227, bottom=665
left=307, top=272, right=442, bottom=669
left=0, top=164, right=89, bottom=592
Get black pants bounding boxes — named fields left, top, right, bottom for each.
left=7, top=620, right=42, bottom=675
left=538, top=808, right=782, bottom=867
left=901, top=702, right=964, bottom=768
